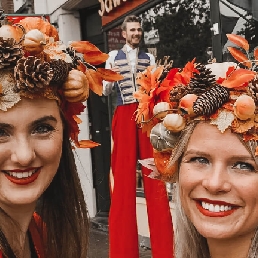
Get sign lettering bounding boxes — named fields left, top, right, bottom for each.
left=98, top=0, right=127, bottom=16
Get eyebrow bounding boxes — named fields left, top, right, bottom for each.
left=184, top=149, right=253, bottom=161
left=0, top=115, right=58, bottom=130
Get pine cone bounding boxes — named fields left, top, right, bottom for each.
left=248, top=76, right=258, bottom=104
left=0, top=37, right=23, bottom=69
left=50, top=59, right=70, bottom=84
left=169, top=84, right=189, bottom=102
left=188, top=63, right=216, bottom=95
left=193, top=85, right=230, bottom=116
left=14, top=56, right=53, bottom=92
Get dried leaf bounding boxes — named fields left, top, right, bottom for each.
left=138, top=158, right=158, bottom=173
left=226, top=34, right=249, bottom=51
left=96, top=68, right=123, bottom=82
left=0, top=88, right=20, bottom=111
left=75, top=140, right=100, bottom=148
left=0, top=83, right=3, bottom=95
left=85, top=69, right=103, bottom=96
left=221, top=69, right=256, bottom=88
left=83, top=51, right=109, bottom=65
left=70, top=41, right=102, bottom=53
left=210, top=110, right=235, bottom=133
left=227, top=47, right=251, bottom=68
left=231, top=117, right=255, bottom=133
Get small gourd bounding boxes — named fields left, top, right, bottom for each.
left=233, top=94, right=255, bottom=120
left=153, top=102, right=171, bottom=119
left=23, top=29, right=46, bottom=55
left=179, top=94, right=197, bottom=116
left=163, top=113, right=186, bottom=132
left=150, top=122, right=179, bottom=151
left=0, top=24, right=23, bottom=42
left=63, top=69, right=89, bottom=102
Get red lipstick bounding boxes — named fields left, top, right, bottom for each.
left=195, top=200, right=238, bottom=217
left=4, top=168, right=41, bottom=185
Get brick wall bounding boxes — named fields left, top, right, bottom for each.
left=1, top=0, right=14, bottom=13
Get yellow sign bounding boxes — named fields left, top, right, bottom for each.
left=98, top=0, right=128, bottom=16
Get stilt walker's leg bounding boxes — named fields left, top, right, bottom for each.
left=109, top=103, right=139, bottom=258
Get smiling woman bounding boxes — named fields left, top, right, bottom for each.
left=135, top=34, right=258, bottom=258
left=0, top=14, right=119, bottom=258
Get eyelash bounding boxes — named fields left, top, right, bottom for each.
left=231, top=162, right=255, bottom=172
left=32, top=124, right=55, bottom=135
left=188, top=157, right=256, bottom=172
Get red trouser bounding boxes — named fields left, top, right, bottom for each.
left=109, top=103, right=174, bottom=258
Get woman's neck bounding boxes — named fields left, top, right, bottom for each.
left=207, top=232, right=254, bottom=258
left=0, top=203, right=36, bottom=257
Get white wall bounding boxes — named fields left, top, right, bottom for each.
left=74, top=103, right=97, bottom=218
left=13, top=0, right=25, bottom=12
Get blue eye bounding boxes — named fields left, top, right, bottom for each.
left=190, top=157, right=209, bottom=164
left=32, top=124, right=55, bottom=135
left=232, top=162, right=255, bottom=172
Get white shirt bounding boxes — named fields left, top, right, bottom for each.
left=103, top=44, right=156, bottom=96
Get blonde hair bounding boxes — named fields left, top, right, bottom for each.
left=171, top=121, right=258, bottom=257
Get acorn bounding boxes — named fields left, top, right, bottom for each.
left=233, top=94, right=255, bottom=120
left=178, top=93, right=198, bottom=116
left=163, top=113, right=186, bottom=132
left=153, top=102, right=171, bottom=119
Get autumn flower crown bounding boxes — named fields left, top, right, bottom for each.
left=134, top=34, right=258, bottom=180
left=0, top=14, right=122, bottom=148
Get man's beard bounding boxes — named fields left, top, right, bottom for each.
left=127, top=37, right=141, bottom=48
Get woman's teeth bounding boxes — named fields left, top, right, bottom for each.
left=7, top=169, right=37, bottom=178
left=201, top=201, right=232, bottom=212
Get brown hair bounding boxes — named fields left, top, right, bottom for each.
left=0, top=112, right=89, bottom=258
left=121, top=15, right=141, bottom=31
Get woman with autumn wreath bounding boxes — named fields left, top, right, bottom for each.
left=136, top=34, right=258, bottom=258
left=0, top=15, right=120, bottom=258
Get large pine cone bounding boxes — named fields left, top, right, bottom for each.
left=193, top=85, right=230, bottom=116
left=188, top=63, right=216, bottom=95
left=14, top=56, right=53, bottom=92
left=0, top=37, right=23, bottom=69
left=248, top=76, right=258, bottom=104
left=50, top=59, right=70, bottom=85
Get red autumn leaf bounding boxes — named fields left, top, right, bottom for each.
left=70, top=41, right=102, bottom=53
left=83, top=51, right=109, bottom=65
left=226, top=34, right=249, bottom=51
left=61, top=101, right=86, bottom=146
left=221, top=68, right=256, bottom=88
left=227, top=47, right=251, bottom=68
left=96, top=68, right=124, bottom=81
left=85, top=69, right=103, bottom=96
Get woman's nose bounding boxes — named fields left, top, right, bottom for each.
left=202, top=164, right=231, bottom=194
left=11, top=138, right=36, bottom=166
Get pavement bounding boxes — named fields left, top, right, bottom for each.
left=88, top=217, right=152, bottom=258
